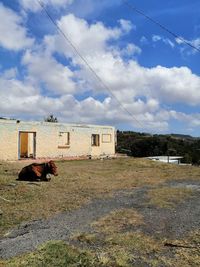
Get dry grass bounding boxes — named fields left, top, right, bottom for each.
left=105, top=231, right=163, bottom=266
left=92, top=209, right=144, bottom=234
left=73, top=215, right=200, bottom=267
left=173, top=231, right=200, bottom=267
left=147, top=186, right=194, bottom=209
left=88, top=208, right=163, bottom=266
left=1, top=157, right=200, bottom=266
left=162, top=230, right=200, bottom=267
left=0, top=158, right=200, bottom=236
left=2, top=229, right=200, bottom=267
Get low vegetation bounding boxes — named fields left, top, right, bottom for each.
left=0, top=241, right=104, bottom=267
left=2, top=229, right=200, bottom=267
left=1, top=158, right=199, bottom=236
left=1, top=158, right=200, bottom=266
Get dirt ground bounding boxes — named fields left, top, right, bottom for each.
left=0, top=158, right=200, bottom=266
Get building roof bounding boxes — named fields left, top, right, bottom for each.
left=0, top=118, right=115, bottom=130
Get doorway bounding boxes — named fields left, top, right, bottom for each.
left=19, top=132, right=36, bottom=159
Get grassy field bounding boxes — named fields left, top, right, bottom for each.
left=0, top=158, right=200, bottom=266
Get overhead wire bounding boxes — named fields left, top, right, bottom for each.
left=36, top=0, right=144, bottom=128
left=122, top=0, right=200, bottom=53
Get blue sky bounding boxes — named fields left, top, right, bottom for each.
left=0, top=0, right=200, bottom=136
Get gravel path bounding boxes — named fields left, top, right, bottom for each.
left=1, top=180, right=200, bottom=259
left=0, top=187, right=147, bottom=259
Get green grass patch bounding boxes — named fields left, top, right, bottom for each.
left=0, top=235, right=164, bottom=267
left=0, top=241, right=106, bottom=267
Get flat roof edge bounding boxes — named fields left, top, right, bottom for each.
left=0, top=119, right=115, bottom=129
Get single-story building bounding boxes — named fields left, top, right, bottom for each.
left=0, top=119, right=116, bottom=161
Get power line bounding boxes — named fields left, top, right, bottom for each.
left=36, top=0, right=144, bottom=128
left=123, top=0, right=200, bottom=53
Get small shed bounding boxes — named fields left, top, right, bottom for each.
left=0, top=119, right=116, bottom=161
left=147, top=156, right=183, bottom=164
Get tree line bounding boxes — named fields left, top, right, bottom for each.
left=117, top=131, right=200, bottom=165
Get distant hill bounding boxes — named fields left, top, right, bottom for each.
left=117, top=131, right=200, bottom=164
left=169, top=134, right=197, bottom=140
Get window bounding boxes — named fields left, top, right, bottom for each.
left=58, top=132, right=70, bottom=148
left=102, top=134, right=111, bottom=143
left=91, top=134, right=100, bottom=146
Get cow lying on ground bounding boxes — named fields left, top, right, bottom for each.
left=17, top=161, right=58, bottom=181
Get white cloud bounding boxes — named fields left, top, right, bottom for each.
left=22, top=50, right=77, bottom=95
left=140, top=36, right=149, bottom=45
left=118, top=19, right=135, bottom=33
left=1, top=68, right=18, bottom=79
left=169, top=110, right=200, bottom=127
left=0, top=68, right=66, bottom=117
left=165, top=39, right=175, bottom=48
left=176, top=36, right=200, bottom=55
left=152, top=35, right=175, bottom=48
left=44, top=14, right=134, bottom=59
left=1, top=67, right=200, bottom=132
left=57, top=14, right=122, bottom=56
left=152, top=35, right=162, bottom=42
left=19, top=0, right=74, bottom=12
left=1, top=10, right=200, bottom=134
left=146, top=66, right=200, bottom=105
left=0, top=3, right=34, bottom=51
left=43, top=14, right=200, bottom=109
left=0, top=75, right=37, bottom=98
left=0, top=71, right=39, bottom=114
left=120, top=43, right=141, bottom=56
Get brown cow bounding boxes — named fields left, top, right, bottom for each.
left=17, top=161, right=58, bottom=181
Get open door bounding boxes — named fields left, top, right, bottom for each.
left=19, top=132, right=36, bottom=159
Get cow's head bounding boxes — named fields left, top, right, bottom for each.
left=48, top=161, right=58, bottom=176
